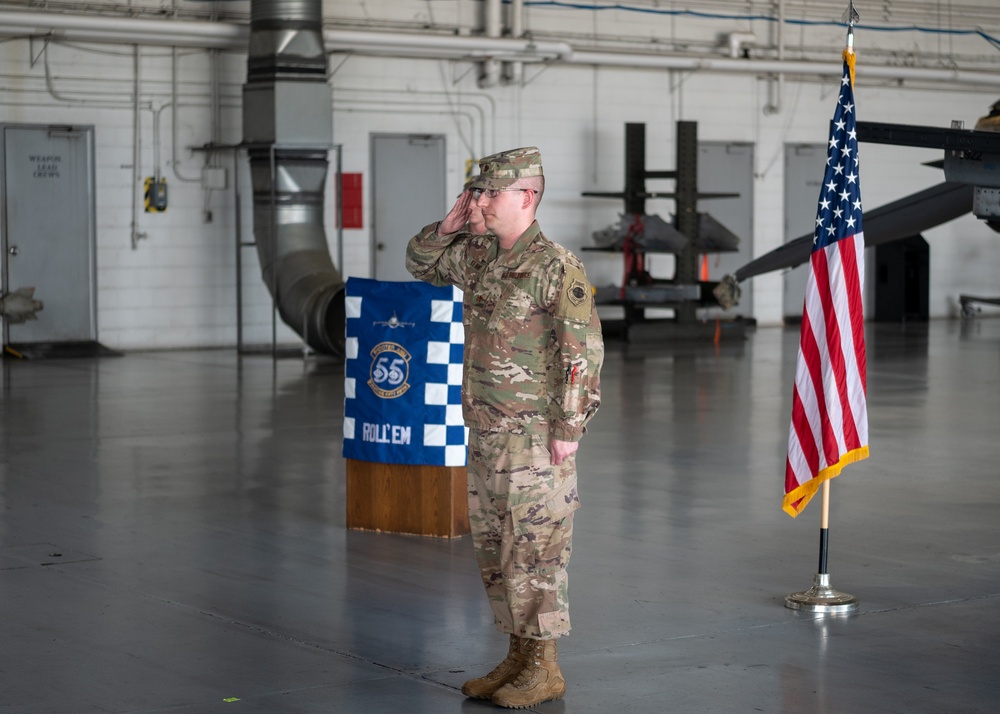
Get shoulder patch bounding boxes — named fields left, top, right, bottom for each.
left=567, top=278, right=588, bottom=306
left=555, top=266, right=593, bottom=323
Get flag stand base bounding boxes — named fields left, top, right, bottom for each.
left=785, top=573, right=859, bottom=614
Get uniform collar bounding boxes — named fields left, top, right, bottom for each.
left=499, top=221, right=540, bottom=264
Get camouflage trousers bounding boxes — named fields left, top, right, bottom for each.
left=467, top=430, right=581, bottom=640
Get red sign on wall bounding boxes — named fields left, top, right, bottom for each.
left=340, top=173, right=363, bottom=229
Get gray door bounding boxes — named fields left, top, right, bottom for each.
left=698, top=142, right=754, bottom=318
left=783, top=144, right=826, bottom=321
left=371, top=134, right=446, bottom=281
left=2, top=125, right=97, bottom=344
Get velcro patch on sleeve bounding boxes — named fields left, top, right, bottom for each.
left=554, top=266, right=593, bottom=323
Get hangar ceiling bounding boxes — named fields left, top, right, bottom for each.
left=9, top=1, right=1000, bottom=33
left=8, top=0, right=1000, bottom=24
left=2, top=1, right=998, bottom=81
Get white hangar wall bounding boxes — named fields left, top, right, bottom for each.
left=0, top=1, right=997, bottom=350
left=0, top=38, right=265, bottom=350
left=343, top=60, right=993, bottom=326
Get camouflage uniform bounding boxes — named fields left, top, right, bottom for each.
left=406, top=150, right=603, bottom=640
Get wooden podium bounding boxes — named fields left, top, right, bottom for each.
left=345, top=459, right=470, bottom=538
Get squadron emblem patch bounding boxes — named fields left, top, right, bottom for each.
left=368, top=342, right=411, bottom=398
left=555, top=267, right=593, bottom=324
left=568, top=279, right=589, bottom=306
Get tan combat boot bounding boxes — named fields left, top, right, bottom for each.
left=461, top=634, right=532, bottom=700
left=491, top=638, right=566, bottom=709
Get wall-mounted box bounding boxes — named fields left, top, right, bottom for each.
left=341, top=172, right=362, bottom=229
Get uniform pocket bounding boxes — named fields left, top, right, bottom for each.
left=510, top=478, right=581, bottom=574
left=584, top=332, right=603, bottom=411
left=586, top=332, right=604, bottom=378
left=544, top=478, right=582, bottom=519
left=487, top=284, right=533, bottom=337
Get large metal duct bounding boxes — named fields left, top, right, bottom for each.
left=243, top=0, right=344, bottom=355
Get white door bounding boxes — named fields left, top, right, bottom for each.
left=371, top=134, right=446, bottom=282
left=2, top=125, right=97, bottom=345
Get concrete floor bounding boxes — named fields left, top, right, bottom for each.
left=1, top=319, right=998, bottom=713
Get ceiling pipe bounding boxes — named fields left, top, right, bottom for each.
left=1, top=10, right=998, bottom=88
left=324, top=28, right=572, bottom=62
left=764, top=0, right=785, bottom=115
left=0, top=10, right=248, bottom=47
left=505, top=0, right=526, bottom=86
left=479, top=0, right=502, bottom=88
left=568, top=50, right=1000, bottom=87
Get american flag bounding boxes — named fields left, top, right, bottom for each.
left=784, top=52, right=870, bottom=517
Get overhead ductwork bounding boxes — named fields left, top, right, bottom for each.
left=242, top=0, right=344, bottom=355
left=3, top=10, right=999, bottom=88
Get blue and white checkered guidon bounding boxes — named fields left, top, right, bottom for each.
left=343, top=277, right=467, bottom=467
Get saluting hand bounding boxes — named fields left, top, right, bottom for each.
left=437, top=190, right=474, bottom=236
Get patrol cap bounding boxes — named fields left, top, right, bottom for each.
left=468, top=146, right=543, bottom=191
left=459, top=175, right=478, bottom=196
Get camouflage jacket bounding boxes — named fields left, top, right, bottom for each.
left=406, top=220, right=603, bottom=441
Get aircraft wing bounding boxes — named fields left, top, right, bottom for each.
left=731, top=181, right=972, bottom=283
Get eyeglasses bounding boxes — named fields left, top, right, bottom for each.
left=472, top=188, right=531, bottom=199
